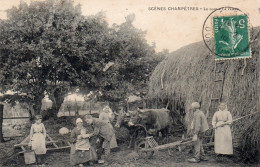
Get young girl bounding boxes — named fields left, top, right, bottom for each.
left=212, top=102, right=233, bottom=156
left=28, top=115, right=47, bottom=164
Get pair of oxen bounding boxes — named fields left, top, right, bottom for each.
left=114, top=108, right=172, bottom=148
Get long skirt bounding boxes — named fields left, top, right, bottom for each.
left=70, top=144, right=97, bottom=166
left=108, top=123, right=118, bottom=149
left=214, top=124, right=233, bottom=155
left=31, top=133, right=46, bottom=155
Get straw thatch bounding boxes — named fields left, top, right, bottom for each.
left=148, top=27, right=260, bottom=145
left=239, top=116, right=260, bottom=163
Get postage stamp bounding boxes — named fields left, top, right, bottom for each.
left=202, top=7, right=253, bottom=60
left=213, top=15, right=251, bottom=60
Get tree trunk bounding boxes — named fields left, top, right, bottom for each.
left=32, top=93, right=45, bottom=116
left=48, top=88, right=67, bottom=119
left=28, top=108, right=34, bottom=121
left=0, top=104, right=4, bottom=142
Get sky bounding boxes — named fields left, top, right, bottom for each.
left=0, top=0, right=259, bottom=52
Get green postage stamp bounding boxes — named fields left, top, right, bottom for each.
left=213, top=15, right=251, bottom=60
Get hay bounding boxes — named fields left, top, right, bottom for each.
left=239, top=116, right=260, bottom=163
left=148, top=27, right=260, bottom=144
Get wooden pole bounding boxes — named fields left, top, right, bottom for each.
left=141, top=140, right=192, bottom=152
left=256, top=45, right=260, bottom=125
left=155, top=97, right=158, bottom=109
left=127, top=101, right=129, bottom=112
left=0, top=103, right=4, bottom=142
left=257, top=51, right=260, bottom=114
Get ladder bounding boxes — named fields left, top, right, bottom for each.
left=203, top=61, right=226, bottom=146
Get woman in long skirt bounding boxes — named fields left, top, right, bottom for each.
left=212, top=102, right=233, bottom=156
left=99, top=106, right=118, bottom=149
left=70, top=118, right=97, bottom=166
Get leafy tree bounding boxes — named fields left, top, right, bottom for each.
left=0, top=0, right=164, bottom=118
left=89, top=14, right=165, bottom=102
left=0, top=0, right=83, bottom=116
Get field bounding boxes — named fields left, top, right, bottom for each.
left=1, top=117, right=258, bottom=167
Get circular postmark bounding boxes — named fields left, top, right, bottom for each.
left=202, top=7, right=253, bottom=60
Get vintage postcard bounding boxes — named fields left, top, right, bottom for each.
left=0, top=0, right=259, bottom=167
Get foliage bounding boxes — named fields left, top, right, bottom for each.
left=0, top=0, right=164, bottom=117
left=91, top=15, right=165, bottom=102
left=0, top=0, right=84, bottom=115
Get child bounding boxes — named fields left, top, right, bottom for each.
left=75, top=125, right=90, bottom=152
left=28, top=115, right=47, bottom=164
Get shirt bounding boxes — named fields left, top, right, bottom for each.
left=192, top=109, right=209, bottom=135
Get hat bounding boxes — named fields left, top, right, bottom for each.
left=191, top=102, right=200, bottom=109
left=76, top=118, right=83, bottom=124
left=35, top=115, right=42, bottom=120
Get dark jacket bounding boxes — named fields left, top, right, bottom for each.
left=192, top=109, right=209, bottom=135
left=92, top=118, right=114, bottom=141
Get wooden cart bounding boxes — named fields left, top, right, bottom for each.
left=136, top=136, right=193, bottom=159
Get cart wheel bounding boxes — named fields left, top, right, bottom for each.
left=136, top=141, right=154, bottom=159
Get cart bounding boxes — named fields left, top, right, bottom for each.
left=136, top=136, right=193, bottom=159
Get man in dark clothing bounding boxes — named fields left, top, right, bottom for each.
left=84, top=115, right=115, bottom=164
left=187, top=102, right=209, bottom=163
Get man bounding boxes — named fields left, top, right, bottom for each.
left=84, top=115, right=116, bottom=164
left=187, top=102, right=209, bottom=163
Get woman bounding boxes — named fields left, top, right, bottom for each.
left=29, top=115, right=47, bottom=164
left=99, top=106, right=114, bottom=123
left=70, top=118, right=97, bottom=166
left=212, top=102, right=233, bottom=156
left=99, top=106, right=118, bottom=149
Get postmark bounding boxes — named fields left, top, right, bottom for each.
left=202, top=7, right=253, bottom=60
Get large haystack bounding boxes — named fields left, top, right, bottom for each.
left=148, top=27, right=260, bottom=145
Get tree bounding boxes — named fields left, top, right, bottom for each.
left=0, top=1, right=164, bottom=118
left=88, top=14, right=165, bottom=102
left=0, top=0, right=84, bottom=116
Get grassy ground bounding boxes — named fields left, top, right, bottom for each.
left=1, top=117, right=259, bottom=167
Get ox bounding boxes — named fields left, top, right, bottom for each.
left=128, top=108, right=172, bottom=140
left=114, top=110, right=145, bottom=148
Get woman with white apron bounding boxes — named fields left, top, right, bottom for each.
left=212, top=102, right=233, bottom=156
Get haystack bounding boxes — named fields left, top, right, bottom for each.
left=148, top=27, right=260, bottom=147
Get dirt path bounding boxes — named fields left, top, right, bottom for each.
left=2, top=143, right=256, bottom=167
